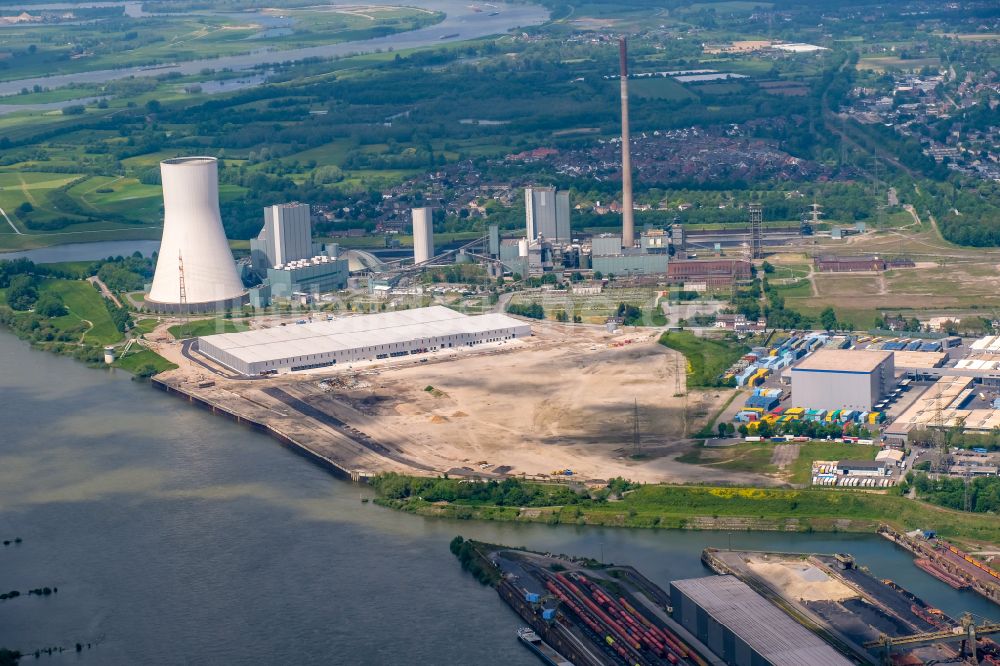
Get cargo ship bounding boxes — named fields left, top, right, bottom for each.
left=517, top=627, right=574, bottom=666
left=914, top=558, right=969, bottom=590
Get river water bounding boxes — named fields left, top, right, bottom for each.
left=0, top=0, right=549, bottom=97
left=0, top=331, right=996, bottom=664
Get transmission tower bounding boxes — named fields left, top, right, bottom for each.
left=177, top=250, right=187, bottom=307
left=749, top=203, right=763, bottom=259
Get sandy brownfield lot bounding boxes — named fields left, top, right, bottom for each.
left=150, top=319, right=767, bottom=484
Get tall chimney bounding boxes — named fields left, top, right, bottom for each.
left=619, top=37, right=635, bottom=249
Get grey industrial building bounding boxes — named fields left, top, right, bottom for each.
left=250, top=203, right=316, bottom=274
left=266, top=255, right=349, bottom=298
left=791, top=349, right=895, bottom=411
left=670, top=576, right=851, bottom=666
left=525, top=186, right=571, bottom=243
left=197, top=306, right=531, bottom=375
left=590, top=232, right=669, bottom=275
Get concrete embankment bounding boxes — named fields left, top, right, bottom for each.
left=151, top=376, right=407, bottom=482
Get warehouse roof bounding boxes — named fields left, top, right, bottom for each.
left=672, top=576, right=852, bottom=666
left=198, top=306, right=528, bottom=365
left=793, top=349, right=892, bottom=373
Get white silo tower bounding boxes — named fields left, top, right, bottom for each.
left=412, top=207, right=434, bottom=264
left=147, top=157, right=245, bottom=312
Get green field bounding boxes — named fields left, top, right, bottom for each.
left=677, top=441, right=777, bottom=473
left=658, top=330, right=748, bottom=388
left=168, top=318, right=250, bottom=339
left=114, top=347, right=177, bottom=375
left=629, top=78, right=696, bottom=101
left=132, top=318, right=161, bottom=335
left=42, top=279, right=121, bottom=345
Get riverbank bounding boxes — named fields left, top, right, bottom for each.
left=371, top=475, right=1000, bottom=550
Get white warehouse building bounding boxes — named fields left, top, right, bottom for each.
left=197, top=306, right=531, bottom=376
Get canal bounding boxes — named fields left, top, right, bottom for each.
left=0, top=332, right=995, bottom=664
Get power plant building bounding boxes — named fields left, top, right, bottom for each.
left=412, top=207, right=434, bottom=264
left=590, top=232, right=669, bottom=275
left=147, top=157, right=246, bottom=313
left=266, top=255, right=349, bottom=298
left=670, top=576, right=851, bottom=666
left=791, top=349, right=895, bottom=411
left=525, top=187, right=570, bottom=243
left=251, top=203, right=314, bottom=274
left=196, top=306, right=530, bottom=376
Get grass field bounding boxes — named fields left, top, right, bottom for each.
left=168, top=318, right=250, bottom=339
left=42, top=279, right=121, bottom=345
left=678, top=441, right=880, bottom=483
left=114, top=348, right=177, bottom=375
left=658, top=330, right=747, bottom=388
left=508, top=287, right=662, bottom=324
left=132, top=318, right=161, bottom=335
left=677, top=441, right=777, bottom=474
left=629, top=78, right=696, bottom=101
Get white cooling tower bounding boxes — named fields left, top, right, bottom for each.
left=147, top=157, right=245, bottom=312
left=412, top=207, right=434, bottom=264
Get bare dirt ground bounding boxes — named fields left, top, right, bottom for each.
left=152, top=319, right=773, bottom=485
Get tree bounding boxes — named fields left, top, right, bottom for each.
left=819, top=306, right=838, bottom=331
left=34, top=293, right=66, bottom=317
left=717, top=422, right=728, bottom=438
left=761, top=261, right=775, bottom=274
left=6, top=275, right=37, bottom=310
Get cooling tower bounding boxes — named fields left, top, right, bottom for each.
left=412, top=207, right=434, bottom=264
left=147, top=157, right=246, bottom=313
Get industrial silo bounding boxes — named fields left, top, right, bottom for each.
left=147, top=157, right=246, bottom=313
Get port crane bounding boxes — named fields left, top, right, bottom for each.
left=865, top=613, right=1000, bottom=665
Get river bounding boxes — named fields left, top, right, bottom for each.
left=0, top=0, right=549, bottom=98
left=0, top=331, right=996, bottom=664
left=0, top=240, right=161, bottom=263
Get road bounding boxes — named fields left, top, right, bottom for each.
left=87, top=275, right=123, bottom=308
left=0, top=206, right=21, bottom=235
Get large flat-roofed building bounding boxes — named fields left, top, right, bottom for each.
left=670, top=576, right=852, bottom=666
left=197, top=306, right=530, bottom=375
left=791, top=349, right=894, bottom=411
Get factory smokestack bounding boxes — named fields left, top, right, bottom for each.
left=619, top=37, right=634, bottom=249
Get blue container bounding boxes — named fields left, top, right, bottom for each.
left=526, top=592, right=540, bottom=603
left=542, top=608, right=556, bottom=620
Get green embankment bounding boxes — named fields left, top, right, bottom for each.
left=373, top=477, right=1000, bottom=549
left=43, top=280, right=121, bottom=345
left=658, top=330, right=748, bottom=388
left=114, top=348, right=177, bottom=375
left=168, top=318, right=249, bottom=339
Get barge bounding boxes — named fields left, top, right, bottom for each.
left=517, top=627, right=574, bottom=666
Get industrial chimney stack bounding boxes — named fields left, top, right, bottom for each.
left=619, top=38, right=635, bottom=249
